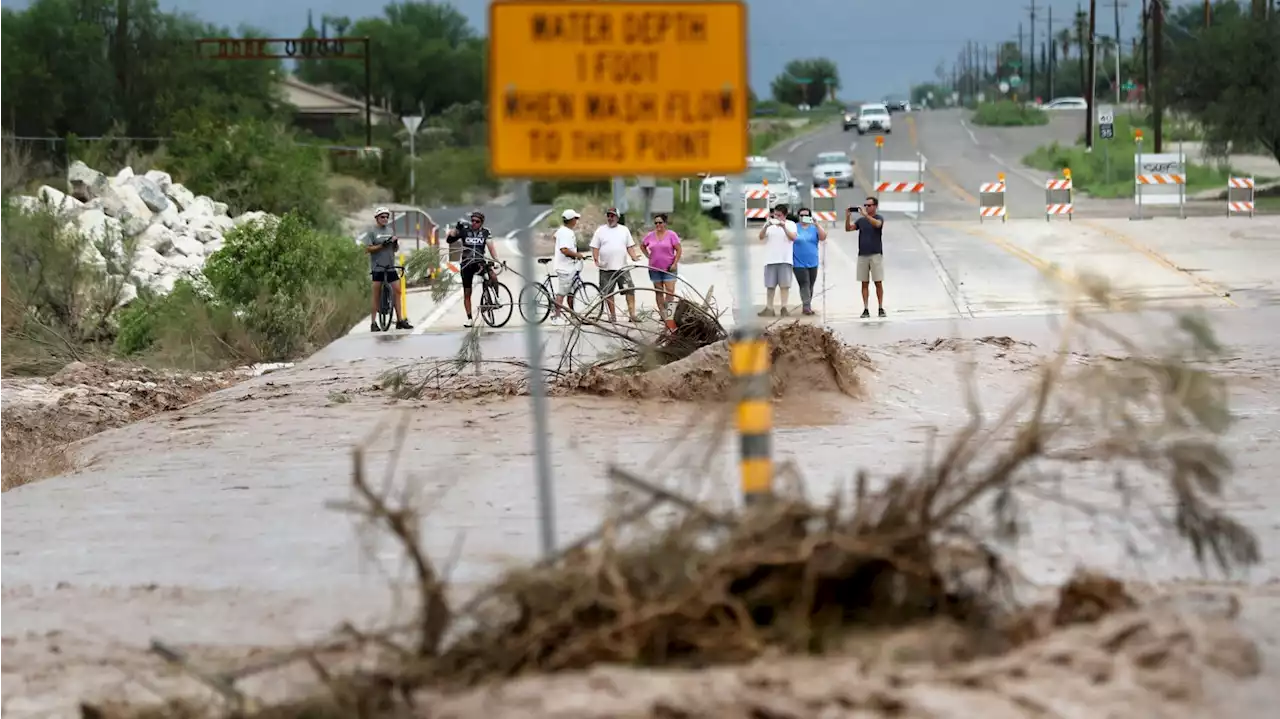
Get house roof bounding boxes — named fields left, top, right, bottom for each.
left=281, top=75, right=395, bottom=122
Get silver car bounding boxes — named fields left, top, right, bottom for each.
left=810, top=151, right=855, bottom=188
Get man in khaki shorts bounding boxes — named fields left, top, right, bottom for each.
left=845, top=196, right=886, bottom=318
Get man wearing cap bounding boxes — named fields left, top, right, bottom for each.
left=589, top=207, right=641, bottom=323
left=363, top=206, right=412, bottom=332
left=552, top=209, right=587, bottom=321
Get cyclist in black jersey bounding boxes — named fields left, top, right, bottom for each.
left=446, top=209, right=501, bottom=328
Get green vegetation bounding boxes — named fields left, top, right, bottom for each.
left=769, top=58, right=841, bottom=108
left=971, top=101, right=1049, bottom=127
left=1023, top=114, right=1231, bottom=199
left=114, top=212, right=366, bottom=366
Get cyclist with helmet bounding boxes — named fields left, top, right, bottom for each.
left=363, top=207, right=413, bottom=332
left=446, top=209, right=501, bottom=328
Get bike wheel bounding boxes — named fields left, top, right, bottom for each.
left=518, top=282, right=552, bottom=324
left=573, top=281, right=604, bottom=321
left=481, top=281, right=514, bottom=328
left=378, top=285, right=394, bottom=331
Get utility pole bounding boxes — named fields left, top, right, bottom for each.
left=1047, top=5, right=1055, bottom=98
left=1141, top=0, right=1150, bottom=105
left=1086, top=0, right=1097, bottom=151
left=1152, top=0, right=1164, bottom=152
left=1111, top=1, right=1124, bottom=57
left=1203, top=0, right=1211, bottom=27
left=116, top=0, right=130, bottom=131
left=1019, top=21, right=1025, bottom=77
left=1029, top=0, right=1038, bottom=101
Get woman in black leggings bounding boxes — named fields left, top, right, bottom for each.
left=791, top=207, right=827, bottom=315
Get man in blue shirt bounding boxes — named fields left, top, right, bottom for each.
left=845, top=196, right=886, bottom=318
left=792, top=207, right=826, bottom=315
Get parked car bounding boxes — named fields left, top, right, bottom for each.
left=810, top=151, right=855, bottom=188
left=699, top=175, right=726, bottom=214
left=724, top=162, right=802, bottom=218
left=1043, top=97, right=1088, bottom=111
left=856, top=103, right=892, bottom=135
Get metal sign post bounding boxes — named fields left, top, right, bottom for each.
left=402, top=115, right=423, bottom=207
left=1135, top=130, right=1145, bottom=221
left=488, top=0, right=757, bottom=531
left=1098, top=107, right=1114, bottom=185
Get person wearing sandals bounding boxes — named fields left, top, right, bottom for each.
left=758, top=204, right=797, bottom=317
left=590, top=207, right=641, bottom=323
left=640, top=214, right=682, bottom=326
left=792, top=207, right=827, bottom=315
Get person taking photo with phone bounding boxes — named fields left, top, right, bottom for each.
left=757, top=204, right=797, bottom=317
left=792, top=207, right=827, bottom=316
left=845, top=196, right=886, bottom=318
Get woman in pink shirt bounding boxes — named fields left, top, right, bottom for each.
left=639, top=213, right=682, bottom=325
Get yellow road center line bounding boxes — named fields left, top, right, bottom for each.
left=1080, top=219, right=1237, bottom=308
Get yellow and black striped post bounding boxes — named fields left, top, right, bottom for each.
left=730, top=326, right=772, bottom=502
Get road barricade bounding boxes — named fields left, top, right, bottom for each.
left=1044, top=169, right=1073, bottom=221
left=1134, top=141, right=1186, bottom=220
left=1228, top=176, right=1255, bottom=217
left=979, top=173, right=1006, bottom=222
left=873, top=153, right=926, bottom=215
left=744, top=181, right=770, bottom=220
left=811, top=179, right=839, bottom=224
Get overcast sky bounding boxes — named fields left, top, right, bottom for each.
left=4, top=0, right=1148, bottom=98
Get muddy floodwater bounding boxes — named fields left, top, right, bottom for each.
left=4, top=308, right=1280, bottom=716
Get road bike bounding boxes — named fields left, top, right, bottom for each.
left=469, top=259, right=514, bottom=329
left=518, top=258, right=603, bottom=324
left=375, top=265, right=407, bottom=332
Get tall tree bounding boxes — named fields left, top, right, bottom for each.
left=769, top=58, right=840, bottom=107
left=296, top=2, right=485, bottom=117
left=1073, top=5, right=1090, bottom=94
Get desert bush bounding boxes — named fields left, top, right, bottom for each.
left=971, top=101, right=1049, bottom=127
left=165, top=114, right=334, bottom=228
left=327, top=174, right=392, bottom=216
left=412, top=146, right=499, bottom=205
left=1, top=200, right=136, bottom=375
left=116, top=211, right=368, bottom=365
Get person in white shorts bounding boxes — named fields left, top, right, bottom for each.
left=845, top=196, right=886, bottom=318
left=757, top=204, right=797, bottom=317
left=552, top=209, right=586, bottom=321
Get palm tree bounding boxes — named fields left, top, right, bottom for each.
left=1058, top=28, right=1073, bottom=62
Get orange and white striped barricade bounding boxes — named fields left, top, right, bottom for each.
left=1134, top=143, right=1186, bottom=220
left=811, top=178, right=839, bottom=224
left=1045, top=169, right=1073, bottom=221
left=1227, top=176, right=1255, bottom=217
left=873, top=153, right=926, bottom=216
left=744, top=178, right=771, bottom=220
left=979, top=173, right=1007, bottom=222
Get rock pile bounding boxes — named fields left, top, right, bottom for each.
left=9, top=161, right=277, bottom=305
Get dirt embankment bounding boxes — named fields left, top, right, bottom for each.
left=1, top=361, right=272, bottom=491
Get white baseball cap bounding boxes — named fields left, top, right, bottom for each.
left=561, top=209, right=581, bottom=221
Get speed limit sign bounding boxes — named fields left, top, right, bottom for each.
left=1098, top=108, right=1115, bottom=124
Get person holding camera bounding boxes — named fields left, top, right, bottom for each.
left=363, top=206, right=413, bottom=332
left=845, top=196, right=886, bottom=318
left=792, top=207, right=827, bottom=315
left=757, top=204, right=797, bottom=317
left=447, top=209, right=501, bottom=328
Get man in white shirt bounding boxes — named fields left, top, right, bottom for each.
left=589, top=207, right=642, bottom=323
left=757, top=204, right=798, bottom=317
left=552, top=209, right=586, bottom=321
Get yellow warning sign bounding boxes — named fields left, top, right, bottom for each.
left=487, top=1, right=749, bottom=178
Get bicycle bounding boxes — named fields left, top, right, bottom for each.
left=470, top=259, right=514, bottom=329
left=518, top=258, right=603, bottom=324
left=375, top=265, right=407, bottom=332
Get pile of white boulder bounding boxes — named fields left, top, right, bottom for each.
left=10, top=161, right=277, bottom=305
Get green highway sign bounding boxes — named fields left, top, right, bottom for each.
left=1009, top=74, right=1022, bottom=88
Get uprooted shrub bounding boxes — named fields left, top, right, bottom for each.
left=100, top=279, right=1261, bottom=718
left=1, top=199, right=137, bottom=376
left=114, top=211, right=367, bottom=367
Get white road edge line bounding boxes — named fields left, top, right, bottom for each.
left=908, top=222, right=971, bottom=319
left=959, top=119, right=979, bottom=146
left=848, top=141, right=858, bottom=153
left=787, top=138, right=809, bottom=153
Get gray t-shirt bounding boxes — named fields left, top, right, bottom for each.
left=363, top=224, right=397, bottom=271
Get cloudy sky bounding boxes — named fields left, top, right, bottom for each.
left=5, top=0, right=1147, bottom=98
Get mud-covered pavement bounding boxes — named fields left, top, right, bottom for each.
left=5, top=307, right=1280, bottom=716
